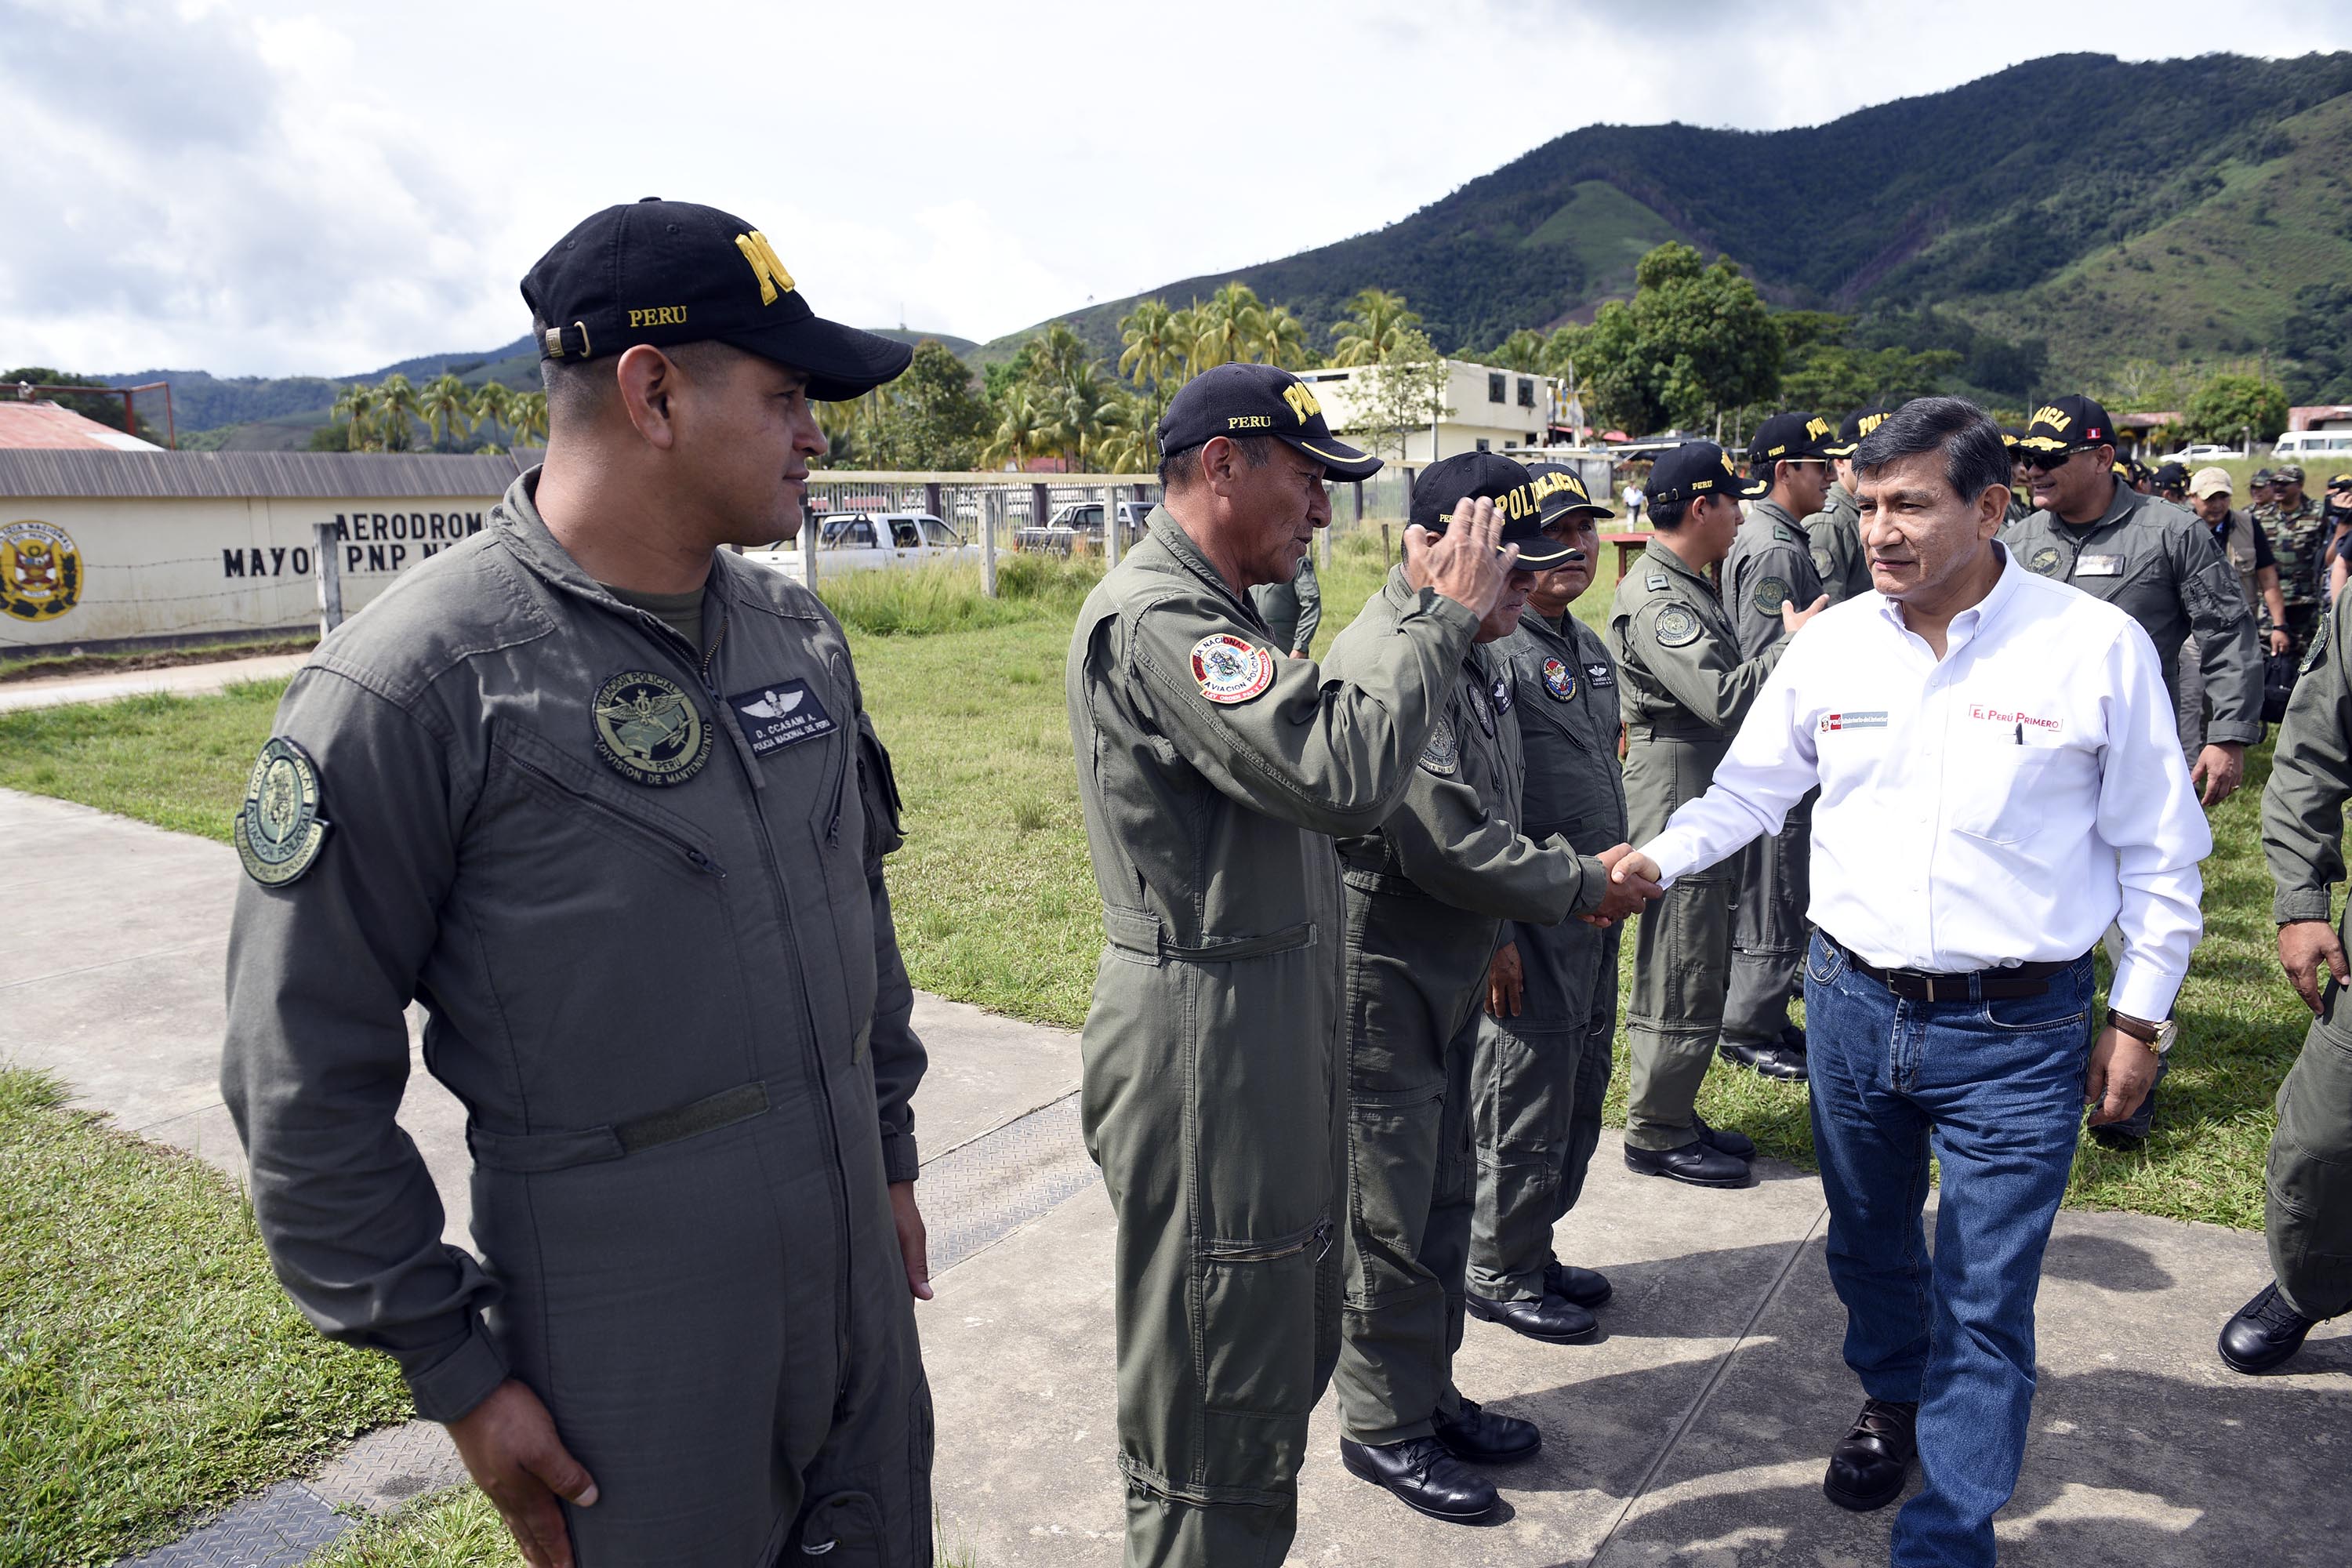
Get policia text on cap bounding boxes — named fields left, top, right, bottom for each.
left=223, top=201, right=938, bottom=1568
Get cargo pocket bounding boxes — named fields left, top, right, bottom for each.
left=791, top=1490, right=884, bottom=1560
left=2269, top=1031, right=2352, bottom=1313
left=1195, top=1218, right=1330, bottom=1490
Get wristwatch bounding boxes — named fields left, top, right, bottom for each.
left=2107, top=1010, right=2176, bottom=1055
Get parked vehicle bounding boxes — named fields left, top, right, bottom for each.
left=2155, top=443, right=2243, bottom=463
left=741, top=512, right=976, bottom=580
left=1014, top=499, right=1153, bottom=554
left=2272, top=430, right=2352, bottom=463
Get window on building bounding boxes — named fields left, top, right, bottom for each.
left=1475, top=437, right=1491, bottom=452
left=1487, top=372, right=1505, bottom=403
left=1517, top=377, right=1535, bottom=408
left=1526, top=432, right=1538, bottom=445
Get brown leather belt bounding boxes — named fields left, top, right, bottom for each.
left=1831, top=937, right=2083, bottom=1004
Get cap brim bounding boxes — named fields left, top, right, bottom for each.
left=1278, top=431, right=1381, bottom=481
left=1511, top=538, right=1583, bottom=568
left=1738, top=474, right=1771, bottom=499
left=1537, top=501, right=1616, bottom=524
left=1821, top=440, right=1860, bottom=457
left=724, top=314, right=914, bottom=401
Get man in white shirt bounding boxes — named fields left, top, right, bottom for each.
left=1611, top=398, right=2209, bottom=1568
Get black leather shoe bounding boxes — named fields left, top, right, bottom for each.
left=1543, top=1261, right=1613, bottom=1308
left=1624, top=1138, right=1751, bottom=1188
left=1720, top=1038, right=1809, bottom=1081
left=1467, top=1289, right=1598, bottom=1344
left=1433, top=1398, right=1541, bottom=1464
left=2219, top=1282, right=2320, bottom=1374
left=2090, top=1124, right=2147, bottom=1152
left=1692, top=1113, right=1755, bottom=1160
left=1778, top=1022, right=1808, bottom=1054
left=1822, top=1398, right=1918, bottom=1512
left=1339, top=1436, right=1500, bottom=1522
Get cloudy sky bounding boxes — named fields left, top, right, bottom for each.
left=5, top=0, right=2351, bottom=378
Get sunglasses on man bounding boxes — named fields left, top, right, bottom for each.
left=2021, top=446, right=2100, bottom=473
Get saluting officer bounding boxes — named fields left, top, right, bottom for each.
left=1613, top=442, right=1823, bottom=1188
left=223, top=201, right=939, bottom=1566
left=2008, top=394, right=2261, bottom=1145
left=1323, top=455, right=1655, bottom=1526
left=1806, top=406, right=1891, bottom=604
left=1722, top=413, right=1838, bottom=1081
left=1467, top=464, right=1628, bottom=1345
left=1065, top=362, right=1510, bottom=1566
left=2223, top=587, right=2352, bottom=1372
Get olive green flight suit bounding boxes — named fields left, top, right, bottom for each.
left=222, top=471, right=934, bottom=1566
left=1722, top=502, right=1822, bottom=1054
left=1320, top=568, right=1608, bottom=1443
left=1804, top=481, right=1871, bottom=605
left=2261, top=591, right=2352, bottom=1323
left=1610, top=538, right=1787, bottom=1152
left=1066, top=514, right=1476, bottom=1566
left=1248, top=551, right=1322, bottom=656
left=1469, top=608, right=1628, bottom=1302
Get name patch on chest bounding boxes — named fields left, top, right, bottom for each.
left=1584, top=660, right=1615, bottom=688
left=1491, top=674, right=1512, bottom=715
left=726, top=679, right=839, bottom=755
left=1817, top=711, right=1888, bottom=732
left=2074, top=554, right=2125, bottom=577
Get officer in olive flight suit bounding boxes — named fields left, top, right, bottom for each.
left=1721, top=413, right=1837, bottom=1082
left=1248, top=546, right=1322, bottom=658
left=223, top=202, right=938, bottom=1565
left=2223, top=588, right=2352, bottom=1373
left=1321, top=454, right=1656, bottom=1527
left=1065, top=362, right=1512, bottom=1566
left=1806, top=406, right=1891, bottom=604
left=1466, top=464, right=1627, bottom=1345
left=2008, top=394, right=2261, bottom=1147
left=1613, top=442, right=1823, bottom=1187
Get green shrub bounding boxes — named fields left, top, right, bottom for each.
left=813, top=557, right=1102, bottom=637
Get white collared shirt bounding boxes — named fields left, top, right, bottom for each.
left=1640, top=545, right=2209, bottom=1021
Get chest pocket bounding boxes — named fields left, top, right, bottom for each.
left=489, top=719, right=728, bottom=887
left=1945, top=744, right=2089, bottom=845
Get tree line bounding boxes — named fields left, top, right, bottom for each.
left=316, top=373, right=547, bottom=455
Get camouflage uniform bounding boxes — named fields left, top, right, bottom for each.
left=2257, top=495, right=2329, bottom=662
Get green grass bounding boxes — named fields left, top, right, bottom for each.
left=0, top=550, right=2312, bottom=1230
left=0, top=1069, right=411, bottom=1567
left=812, top=554, right=1102, bottom=637
left=0, top=634, right=316, bottom=685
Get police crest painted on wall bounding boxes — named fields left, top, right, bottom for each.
left=1, top=521, right=82, bottom=621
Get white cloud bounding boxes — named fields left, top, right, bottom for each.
left=2, top=0, right=2349, bottom=376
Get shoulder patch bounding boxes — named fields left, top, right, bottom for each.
left=1420, top=713, right=1460, bottom=775
left=1754, top=575, right=1791, bottom=615
left=2303, top=613, right=2332, bottom=676
left=1189, top=633, right=1275, bottom=704
left=236, top=736, right=331, bottom=886
left=1653, top=602, right=1703, bottom=648
left=1810, top=547, right=1835, bottom=577
left=1646, top=572, right=1671, bottom=590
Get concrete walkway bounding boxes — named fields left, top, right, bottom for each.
left=9, top=783, right=2350, bottom=1566
left=0, top=652, right=310, bottom=713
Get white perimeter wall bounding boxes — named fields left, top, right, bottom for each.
left=1, top=493, right=503, bottom=652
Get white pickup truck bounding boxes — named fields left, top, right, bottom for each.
left=1014, top=499, right=1152, bottom=554
left=742, top=512, right=978, bottom=583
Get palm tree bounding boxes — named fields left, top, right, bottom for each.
left=1489, top=328, right=1546, bottom=372
left=419, top=373, right=473, bottom=449
left=372, top=373, right=421, bottom=452
left=1328, top=288, right=1423, bottom=368
left=1254, top=303, right=1316, bottom=370
left=1097, top=383, right=1170, bottom=474
left=331, top=384, right=379, bottom=451
left=1032, top=370, right=1119, bottom=470
left=981, top=382, right=1053, bottom=470
left=1119, top=299, right=1185, bottom=391
left=510, top=390, right=549, bottom=449
left=470, top=381, right=515, bottom=452
left=1190, top=283, right=1266, bottom=374
left=1029, top=323, right=1094, bottom=389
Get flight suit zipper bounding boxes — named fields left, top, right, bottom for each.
left=687, top=596, right=858, bottom=1403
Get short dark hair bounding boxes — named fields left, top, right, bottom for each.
left=535, top=318, right=746, bottom=430
left=1158, top=433, right=1279, bottom=492
left=1647, top=494, right=1691, bottom=529
left=1853, top=396, right=2010, bottom=505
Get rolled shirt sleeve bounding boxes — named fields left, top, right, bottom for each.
left=2098, top=619, right=2214, bottom=1020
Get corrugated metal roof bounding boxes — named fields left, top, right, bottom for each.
left=0, top=449, right=528, bottom=499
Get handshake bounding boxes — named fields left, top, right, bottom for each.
left=1583, top=844, right=1666, bottom=928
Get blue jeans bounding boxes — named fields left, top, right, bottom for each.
left=1802, top=932, right=2095, bottom=1568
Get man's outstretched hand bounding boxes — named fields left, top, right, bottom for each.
left=1583, top=843, right=1664, bottom=926
left=1403, top=497, right=1515, bottom=622
left=445, top=1380, right=598, bottom=1568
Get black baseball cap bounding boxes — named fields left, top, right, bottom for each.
left=2018, top=394, right=2115, bottom=455
left=1823, top=405, right=1893, bottom=459
left=1741, top=412, right=1836, bottom=496
left=2329, top=474, right=2352, bottom=492
left=2153, top=460, right=2189, bottom=489
left=1646, top=441, right=1744, bottom=509
left=1409, top=452, right=1577, bottom=568
left=1156, top=362, right=1380, bottom=480
left=1525, top=463, right=1616, bottom=524
left=520, top=198, right=911, bottom=401
left=1999, top=425, right=2024, bottom=451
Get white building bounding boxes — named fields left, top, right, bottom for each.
left=1294, top=359, right=1573, bottom=464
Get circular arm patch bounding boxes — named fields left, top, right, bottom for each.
left=1190, top=633, right=1275, bottom=704
left=236, top=737, right=331, bottom=886
left=1653, top=603, right=1703, bottom=648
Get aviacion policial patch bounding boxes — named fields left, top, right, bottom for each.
left=1191, top=633, right=1274, bottom=704
left=2028, top=546, right=2062, bottom=576
left=592, top=670, right=712, bottom=787
left=727, top=678, right=837, bottom=756
left=236, top=736, right=330, bottom=886
left=1542, top=656, right=1577, bottom=702
left=1420, top=714, right=1460, bottom=775
left=1755, top=576, right=1791, bottom=614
